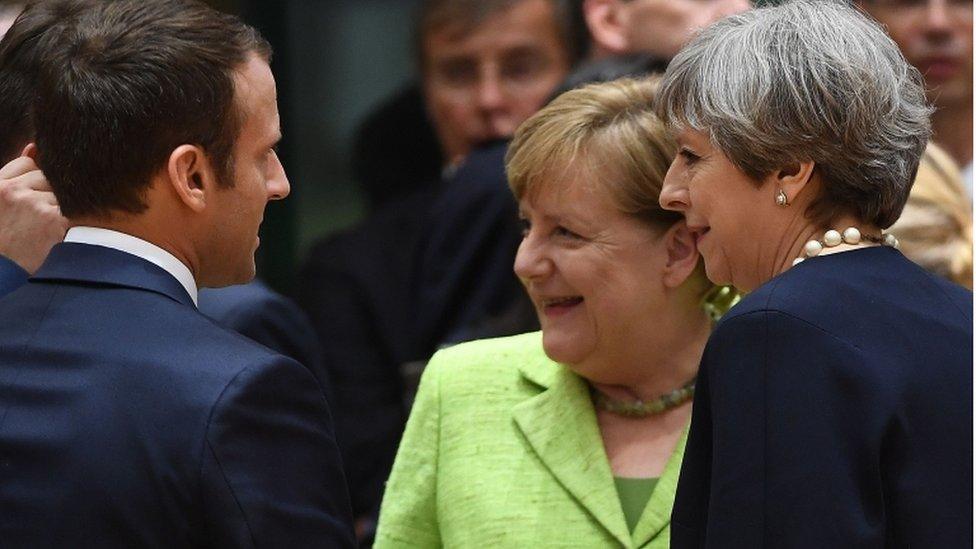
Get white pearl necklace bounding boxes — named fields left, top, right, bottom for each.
left=793, top=227, right=899, bottom=266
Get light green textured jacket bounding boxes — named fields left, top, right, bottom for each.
left=375, top=332, right=687, bottom=548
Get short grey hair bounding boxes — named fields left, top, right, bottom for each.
left=655, top=0, right=933, bottom=228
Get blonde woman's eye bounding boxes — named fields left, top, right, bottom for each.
left=555, top=226, right=581, bottom=239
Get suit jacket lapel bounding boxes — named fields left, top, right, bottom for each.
left=513, top=359, right=632, bottom=547
left=632, top=426, right=688, bottom=547
left=32, top=242, right=196, bottom=308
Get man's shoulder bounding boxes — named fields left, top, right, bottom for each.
left=2, top=278, right=290, bottom=382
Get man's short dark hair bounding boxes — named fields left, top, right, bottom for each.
left=34, top=0, right=271, bottom=218
left=414, top=0, right=586, bottom=70
left=0, top=0, right=95, bottom=164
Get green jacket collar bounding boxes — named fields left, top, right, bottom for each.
left=514, top=355, right=686, bottom=547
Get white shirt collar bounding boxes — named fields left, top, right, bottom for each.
left=64, top=226, right=199, bottom=307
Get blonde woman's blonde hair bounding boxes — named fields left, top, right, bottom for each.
left=506, top=76, right=682, bottom=229
left=506, top=77, right=738, bottom=317
left=890, top=143, right=973, bottom=289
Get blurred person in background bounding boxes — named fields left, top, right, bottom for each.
left=0, top=0, right=333, bottom=396
left=891, top=142, right=973, bottom=288
left=655, top=2, right=971, bottom=545
left=858, top=0, right=973, bottom=193
left=559, top=0, right=751, bottom=91
left=377, top=77, right=726, bottom=549
left=352, top=0, right=583, bottom=212
left=300, top=0, right=577, bottom=541
left=419, top=0, right=573, bottom=170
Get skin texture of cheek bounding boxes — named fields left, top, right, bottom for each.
left=540, top=309, right=597, bottom=364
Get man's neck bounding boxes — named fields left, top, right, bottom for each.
left=70, top=216, right=198, bottom=281
left=932, top=100, right=973, bottom=169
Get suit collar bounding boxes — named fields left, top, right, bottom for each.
left=514, top=357, right=632, bottom=547
left=64, top=226, right=198, bottom=305
left=514, top=353, right=687, bottom=548
left=32, top=242, right=196, bottom=308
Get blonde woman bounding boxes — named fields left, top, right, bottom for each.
left=375, top=77, right=729, bottom=548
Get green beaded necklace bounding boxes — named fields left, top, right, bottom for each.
left=591, top=379, right=696, bottom=417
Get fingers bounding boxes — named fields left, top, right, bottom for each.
left=0, top=175, right=60, bottom=212
left=0, top=156, right=40, bottom=180
left=1, top=164, right=53, bottom=192
left=22, top=188, right=60, bottom=208
left=21, top=143, right=37, bottom=159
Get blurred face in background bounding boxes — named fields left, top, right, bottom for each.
left=599, top=0, right=751, bottom=60
left=421, top=0, right=571, bottom=167
left=860, top=0, right=973, bottom=107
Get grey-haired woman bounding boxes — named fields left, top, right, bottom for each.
left=656, top=1, right=972, bottom=546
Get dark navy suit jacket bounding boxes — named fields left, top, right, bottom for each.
left=0, top=243, right=355, bottom=547
left=199, top=280, right=333, bottom=404
left=0, top=254, right=27, bottom=297
left=671, top=247, right=973, bottom=548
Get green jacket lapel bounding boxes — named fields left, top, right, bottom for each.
left=512, top=360, right=632, bottom=547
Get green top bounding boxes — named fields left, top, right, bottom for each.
left=376, top=332, right=689, bottom=548
left=614, top=477, right=659, bottom=533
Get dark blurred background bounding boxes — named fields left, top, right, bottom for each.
left=212, top=0, right=423, bottom=295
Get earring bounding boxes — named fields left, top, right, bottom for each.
left=775, top=189, right=789, bottom=207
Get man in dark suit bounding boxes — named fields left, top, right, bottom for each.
left=0, top=1, right=354, bottom=546
left=0, top=0, right=332, bottom=399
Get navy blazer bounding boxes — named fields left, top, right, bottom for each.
left=0, top=243, right=355, bottom=548
left=671, top=247, right=973, bottom=548
left=199, top=280, right=333, bottom=403
left=0, top=254, right=27, bottom=297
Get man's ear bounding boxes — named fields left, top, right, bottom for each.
left=662, top=219, right=701, bottom=289
left=772, top=160, right=816, bottom=205
left=167, top=145, right=214, bottom=213
left=583, top=0, right=630, bottom=55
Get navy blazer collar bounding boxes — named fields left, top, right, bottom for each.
left=32, top=242, right=196, bottom=308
